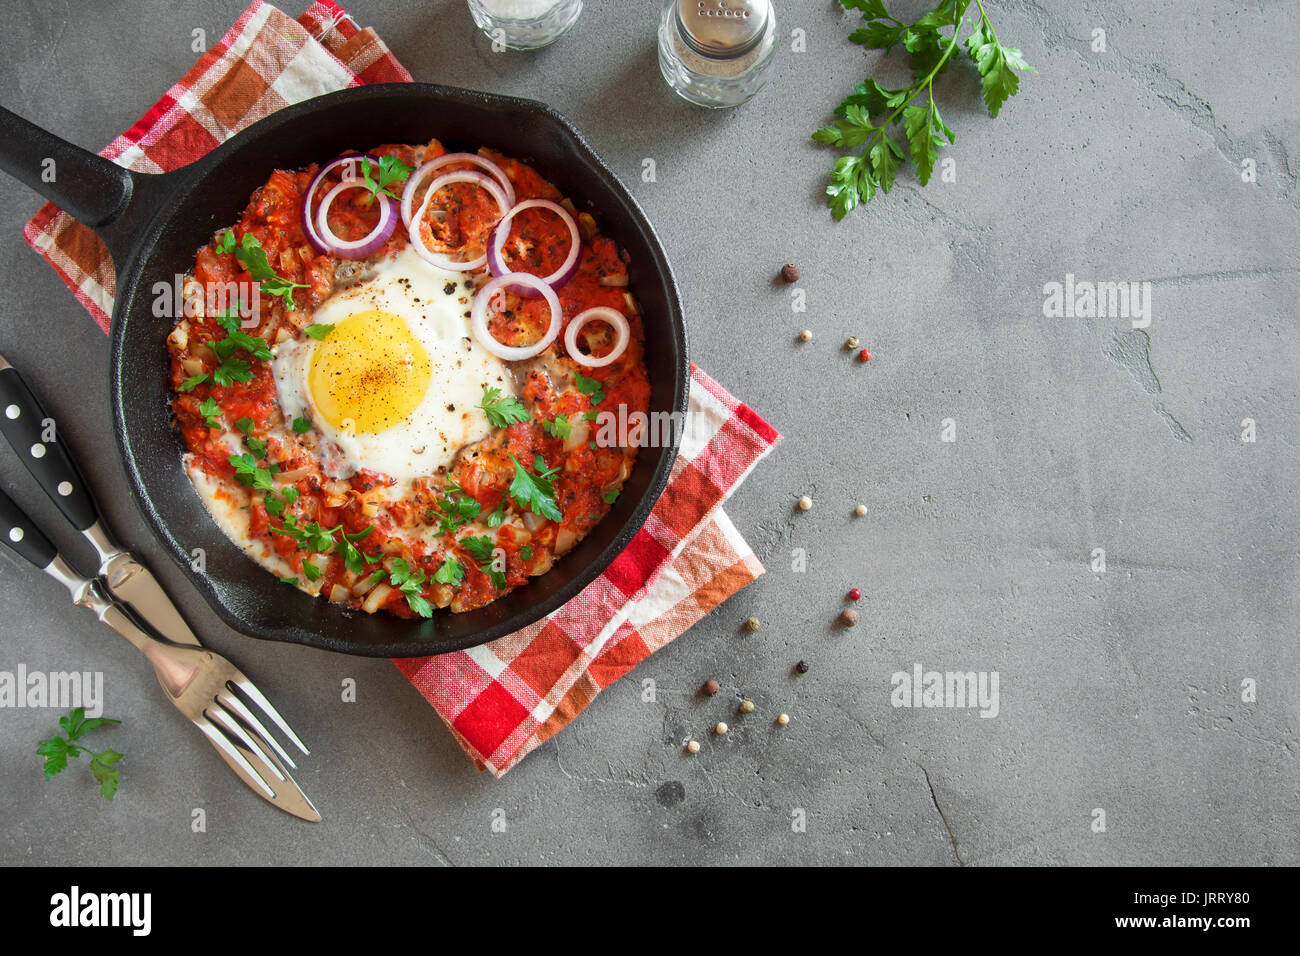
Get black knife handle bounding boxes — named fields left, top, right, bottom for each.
left=0, top=487, right=58, bottom=569
left=0, top=360, right=98, bottom=531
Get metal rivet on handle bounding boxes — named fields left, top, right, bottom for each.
left=4, top=405, right=18, bottom=419
left=8, top=527, right=22, bottom=543
left=30, top=443, right=45, bottom=459
left=57, top=481, right=73, bottom=497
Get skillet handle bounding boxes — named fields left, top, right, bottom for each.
left=0, top=104, right=134, bottom=230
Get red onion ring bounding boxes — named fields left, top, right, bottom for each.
left=408, top=171, right=511, bottom=272
left=487, top=199, right=582, bottom=293
left=301, top=153, right=376, bottom=255
left=471, top=273, right=562, bottom=361
left=401, top=153, right=515, bottom=228
left=314, top=180, right=397, bottom=260
left=564, top=307, right=630, bottom=368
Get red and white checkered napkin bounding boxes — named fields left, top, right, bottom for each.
left=23, top=0, right=410, bottom=332
left=22, top=1, right=782, bottom=777
left=398, top=366, right=780, bottom=775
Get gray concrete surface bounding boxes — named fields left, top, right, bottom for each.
left=0, top=0, right=1296, bottom=866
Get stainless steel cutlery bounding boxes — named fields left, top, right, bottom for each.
left=0, top=353, right=319, bottom=821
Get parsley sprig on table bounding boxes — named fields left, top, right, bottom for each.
left=814, top=0, right=1033, bottom=219
left=478, top=387, right=530, bottom=428
left=508, top=453, right=563, bottom=522
left=36, top=707, right=123, bottom=802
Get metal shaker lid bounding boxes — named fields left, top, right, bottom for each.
left=675, top=0, right=770, bottom=59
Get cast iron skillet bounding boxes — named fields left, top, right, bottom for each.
left=0, top=84, right=688, bottom=658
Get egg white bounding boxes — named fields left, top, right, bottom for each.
left=272, top=246, right=515, bottom=482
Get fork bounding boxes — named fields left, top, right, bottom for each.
left=0, top=487, right=320, bottom=822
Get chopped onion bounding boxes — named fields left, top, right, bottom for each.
left=563, top=417, right=590, bottom=452
left=487, top=199, right=581, bottom=292
left=315, top=179, right=397, bottom=260
left=408, top=170, right=511, bottom=272
left=470, top=272, right=562, bottom=361
left=401, top=152, right=515, bottom=228
left=563, top=306, right=630, bottom=368
left=361, top=583, right=392, bottom=614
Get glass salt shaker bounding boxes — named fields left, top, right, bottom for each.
left=467, top=0, right=583, bottom=51
left=658, top=0, right=777, bottom=108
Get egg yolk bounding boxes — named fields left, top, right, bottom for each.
left=307, top=310, right=432, bottom=434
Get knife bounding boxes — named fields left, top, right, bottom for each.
left=0, top=353, right=200, bottom=648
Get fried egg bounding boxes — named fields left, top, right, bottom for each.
left=272, top=245, right=513, bottom=481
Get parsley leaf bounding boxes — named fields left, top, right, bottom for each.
left=389, top=557, right=434, bottom=617
left=304, top=323, right=335, bottom=341
left=520, top=545, right=534, bottom=561
left=603, top=488, right=621, bottom=505
left=246, top=437, right=268, bottom=459
left=432, top=556, right=464, bottom=587
left=212, top=357, right=253, bottom=387
left=360, top=154, right=415, bottom=201
left=486, top=498, right=506, bottom=528
left=214, top=310, right=242, bottom=334
left=215, top=229, right=236, bottom=254
left=477, top=386, right=530, bottom=427
left=235, top=233, right=309, bottom=309
left=199, top=396, right=222, bottom=429
left=507, top=453, right=563, bottom=522
left=302, top=560, right=323, bottom=582
left=965, top=13, right=1034, bottom=118
left=542, top=413, right=572, bottom=440
left=179, top=373, right=208, bottom=392
left=264, top=484, right=299, bottom=518
left=229, top=454, right=276, bottom=491
left=334, top=527, right=376, bottom=576
left=292, top=416, right=312, bottom=434
left=224, top=329, right=273, bottom=361
left=234, top=416, right=255, bottom=435
left=461, top=535, right=496, bottom=564
left=36, top=707, right=123, bottom=801
left=573, top=371, right=605, bottom=405
left=814, top=0, right=1030, bottom=217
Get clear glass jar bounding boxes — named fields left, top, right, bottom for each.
left=658, top=0, right=777, bottom=109
left=467, top=0, right=583, bottom=51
